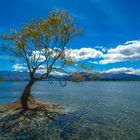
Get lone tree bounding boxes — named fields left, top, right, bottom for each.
left=1, top=10, right=82, bottom=111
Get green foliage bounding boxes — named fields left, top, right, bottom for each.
left=1, top=10, right=82, bottom=80
left=80, top=64, right=94, bottom=73
left=71, top=72, right=102, bottom=82
left=71, top=72, right=84, bottom=82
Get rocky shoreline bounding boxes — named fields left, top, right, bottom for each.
left=0, top=98, right=64, bottom=139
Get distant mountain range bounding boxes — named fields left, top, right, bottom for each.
left=69, top=72, right=140, bottom=81
left=102, top=73, right=140, bottom=80
left=0, top=71, right=30, bottom=81
left=0, top=71, right=140, bottom=81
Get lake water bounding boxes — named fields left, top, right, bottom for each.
left=0, top=81, right=140, bottom=140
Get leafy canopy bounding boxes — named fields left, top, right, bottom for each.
left=1, top=10, right=82, bottom=80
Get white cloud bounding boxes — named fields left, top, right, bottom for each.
left=35, top=65, right=46, bottom=74
left=100, top=40, right=140, bottom=64
left=31, top=50, right=46, bottom=62
left=95, top=46, right=107, bottom=53
left=12, top=63, right=67, bottom=75
left=51, top=71, right=68, bottom=76
left=49, top=40, right=140, bottom=65
left=12, top=64, right=26, bottom=72
left=88, top=61, right=98, bottom=64
left=66, top=48, right=103, bottom=61
left=30, top=47, right=103, bottom=64
left=103, top=67, right=140, bottom=75
left=12, top=40, right=140, bottom=73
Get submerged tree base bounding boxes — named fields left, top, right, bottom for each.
left=0, top=97, right=64, bottom=139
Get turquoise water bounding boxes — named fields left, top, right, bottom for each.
left=0, top=81, right=140, bottom=139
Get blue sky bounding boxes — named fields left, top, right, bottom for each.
left=0, top=0, right=140, bottom=74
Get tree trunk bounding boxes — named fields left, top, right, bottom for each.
left=20, top=79, right=35, bottom=111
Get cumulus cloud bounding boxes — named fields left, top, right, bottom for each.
left=12, top=63, right=67, bottom=75
left=46, top=40, right=140, bottom=64
left=30, top=47, right=104, bottom=63
left=88, top=61, right=98, bottom=64
left=103, top=67, right=140, bottom=75
left=31, top=51, right=46, bottom=62
left=100, top=40, right=140, bottom=64
left=12, top=64, right=26, bottom=72
left=51, top=71, right=68, bottom=76
left=95, top=46, right=107, bottom=53
left=12, top=40, right=140, bottom=73
left=66, top=48, right=103, bottom=61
